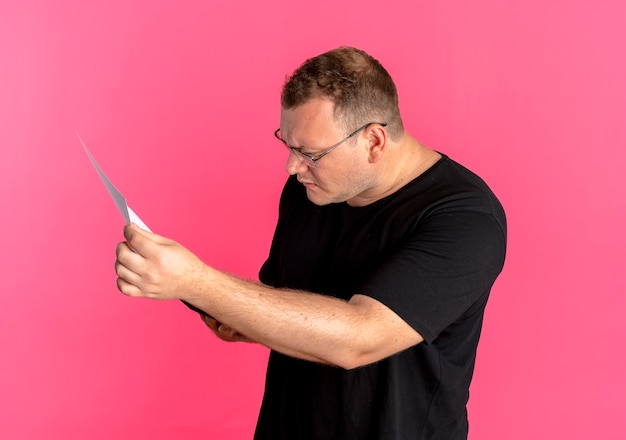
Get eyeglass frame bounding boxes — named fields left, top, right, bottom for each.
left=274, top=122, right=388, bottom=168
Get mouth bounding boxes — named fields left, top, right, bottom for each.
left=297, top=177, right=317, bottom=188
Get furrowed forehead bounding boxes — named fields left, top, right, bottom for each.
left=279, top=100, right=345, bottom=149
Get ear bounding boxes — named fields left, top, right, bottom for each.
left=366, top=124, right=388, bottom=163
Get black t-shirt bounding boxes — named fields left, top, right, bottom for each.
left=255, top=155, right=507, bottom=440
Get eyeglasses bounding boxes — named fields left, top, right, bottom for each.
left=274, top=122, right=387, bottom=168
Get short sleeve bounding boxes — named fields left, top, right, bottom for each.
left=360, top=209, right=506, bottom=343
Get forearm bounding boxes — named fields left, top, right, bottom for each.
left=183, top=267, right=377, bottom=368
left=116, top=225, right=422, bottom=369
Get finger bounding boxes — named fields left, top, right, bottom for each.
left=200, top=313, right=218, bottom=328
left=116, top=275, right=144, bottom=297
left=124, top=222, right=153, bottom=239
left=123, top=223, right=160, bottom=257
left=115, top=241, right=145, bottom=279
left=217, top=324, right=238, bottom=342
left=124, top=223, right=171, bottom=252
left=218, top=324, right=250, bottom=342
left=200, top=315, right=226, bottom=338
left=115, top=257, right=143, bottom=288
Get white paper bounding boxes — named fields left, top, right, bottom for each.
left=78, top=132, right=152, bottom=232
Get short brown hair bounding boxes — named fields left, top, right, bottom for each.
left=281, top=47, right=404, bottom=139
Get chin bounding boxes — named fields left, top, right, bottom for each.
left=306, top=195, right=333, bottom=206
left=307, top=191, right=349, bottom=206
left=305, top=188, right=335, bottom=206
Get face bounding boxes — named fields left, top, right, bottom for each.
left=279, top=99, right=378, bottom=206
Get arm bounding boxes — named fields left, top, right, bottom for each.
left=115, top=224, right=424, bottom=369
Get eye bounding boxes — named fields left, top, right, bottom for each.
left=291, top=147, right=313, bottom=158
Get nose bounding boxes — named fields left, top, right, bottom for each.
left=285, top=150, right=309, bottom=175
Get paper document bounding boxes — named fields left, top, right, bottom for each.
left=78, top=132, right=151, bottom=232
left=79, top=132, right=210, bottom=317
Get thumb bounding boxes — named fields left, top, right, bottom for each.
left=123, top=223, right=161, bottom=255
left=124, top=223, right=172, bottom=245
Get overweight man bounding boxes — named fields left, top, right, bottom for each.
left=115, top=46, right=507, bottom=439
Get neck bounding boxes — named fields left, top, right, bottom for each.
left=347, top=133, right=441, bottom=207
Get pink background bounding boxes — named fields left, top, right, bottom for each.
left=1, top=1, right=624, bottom=439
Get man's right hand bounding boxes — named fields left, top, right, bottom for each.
left=200, top=314, right=254, bottom=343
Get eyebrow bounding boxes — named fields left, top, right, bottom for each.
left=283, top=136, right=321, bottom=154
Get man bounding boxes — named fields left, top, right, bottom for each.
left=115, top=47, right=507, bottom=439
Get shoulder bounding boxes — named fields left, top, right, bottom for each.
left=407, top=155, right=506, bottom=226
